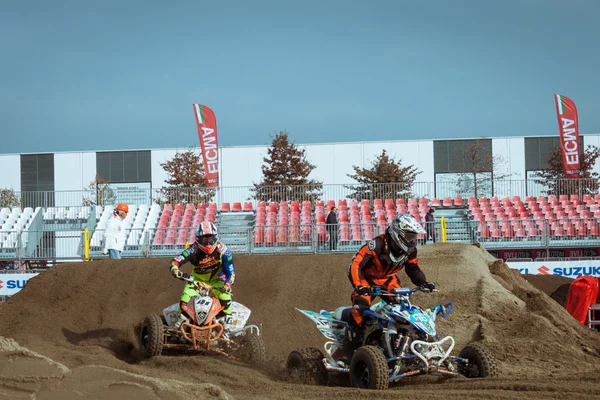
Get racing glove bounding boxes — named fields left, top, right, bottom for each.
left=171, top=267, right=183, bottom=279
left=355, top=286, right=370, bottom=296
left=223, top=281, right=233, bottom=293
left=422, top=282, right=436, bottom=292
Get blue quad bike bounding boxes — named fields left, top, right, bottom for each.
left=286, top=286, right=498, bottom=390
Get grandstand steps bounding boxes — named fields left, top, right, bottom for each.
left=217, top=212, right=254, bottom=253
left=433, top=208, right=472, bottom=243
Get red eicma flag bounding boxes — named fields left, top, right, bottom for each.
left=554, top=94, right=581, bottom=178
left=193, top=104, right=219, bottom=187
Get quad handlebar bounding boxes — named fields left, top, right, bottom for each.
left=370, top=285, right=437, bottom=297
left=178, top=273, right=229, bottom=294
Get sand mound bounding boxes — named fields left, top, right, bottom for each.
left=0, top=336, right=230, bottom=399
left=0, top=243, right=599, bottom=398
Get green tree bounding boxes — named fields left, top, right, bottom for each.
left=157, top=147, right=215, bottom=204
left=251, top=131, right=323, bottom=202
left=533, top=145, right=600, bottom=195
left=346, top=149, right=420, bottom=200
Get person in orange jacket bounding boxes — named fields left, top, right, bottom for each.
left=345, top=214, right=436, bottom=349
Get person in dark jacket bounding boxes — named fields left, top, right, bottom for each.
left=326, top=206, right=338, bottom=250
left=425, top=208, right=436, bottom=243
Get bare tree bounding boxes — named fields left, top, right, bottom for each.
left=82, top=176, right=116, bottom=206
left=0, top=188, right=20, bottom=208
left=452, top=139, right=512, bottom=198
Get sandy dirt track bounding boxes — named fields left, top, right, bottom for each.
left=1, top=243, right=599, bottom=399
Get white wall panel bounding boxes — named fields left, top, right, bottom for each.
left=387, top=140, right=435, bottom=183
left=330, top=143, right=363, bottom=184
left=54, top=152, right=97, bottom=191
left=221, top=146, right=268, bottom=187
left=150, top=149, right=180, bottom=188
left=492, top=137, right=525, bottom=180
left=0, top=155, right=20, bottom=190
left=304, top=144, right=335, bottom=184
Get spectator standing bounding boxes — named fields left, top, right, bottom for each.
left=326, top=206, right=338, bottom=251
left=425, top=208, right=436, bottom=243
left=102, top=203, right=129, bottom=259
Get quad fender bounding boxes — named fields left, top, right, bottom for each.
left=296, top=308, right=347, bottom=342
left=163, top=303, right=180, bottom=328
left=226, top=302, right=251, bottom=331
left=429, top=302, right=453, bottom=321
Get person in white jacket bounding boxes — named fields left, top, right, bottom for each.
left=102, top=203, right=129, bottom=259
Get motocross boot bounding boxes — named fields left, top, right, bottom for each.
left=339, top=323, right=362, bottom=365
left=174, top=313, right=189, bottom=329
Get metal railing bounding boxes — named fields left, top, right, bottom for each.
left=3, top=178, right=598, bottom=209
left=2, top=217, right=600, bottom=262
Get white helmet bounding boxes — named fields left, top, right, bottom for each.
left=386, top=214, right=426, bottom=262
left=195, top=221, right=218, bottom=254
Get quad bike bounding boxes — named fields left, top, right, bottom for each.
left=139, top=274, right=265, bottom=365
left=286, top=285, right=498, bottom=390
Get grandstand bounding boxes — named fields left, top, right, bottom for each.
left=2, top=134, right=600, bottom=264
left=3, top=189, right=600, bottom=264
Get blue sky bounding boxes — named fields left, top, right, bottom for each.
left=1, top=0, right=599, bottom=153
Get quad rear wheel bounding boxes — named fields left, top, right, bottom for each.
left=286, top=347, right=329, bottom=385
left=238, top=332, right=266, bottom=365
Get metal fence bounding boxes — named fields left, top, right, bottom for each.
left=3, top=217, right=600, bottom=264
left=4, top=178, right=599, bottom=209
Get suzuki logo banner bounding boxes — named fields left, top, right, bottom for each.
left=506, top=261, right=600, bottom=278
left=0, top=273, right=39, bottom=296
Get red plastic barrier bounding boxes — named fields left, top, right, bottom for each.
left=565, top=276, right=600, bottom=324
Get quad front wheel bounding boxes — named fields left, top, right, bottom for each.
left=458, top=342, right=499, bottom=378
left=139, top=314, right=164, bottom=358
left=349, top=345, right=389, bottom=390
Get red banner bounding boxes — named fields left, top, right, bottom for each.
left=554, top=94, right=580, bottom=178
left=193, top=104, right=219, bottom=187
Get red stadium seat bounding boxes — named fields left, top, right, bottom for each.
left=442, top=198, right=452, bottom=207
left=289, top=224, right=300, bottom=243
left=362, top=223, right=375, bottom=241
left=265, top=227, right=276, bottom=244
left=232, top=202, right=242, bottom=212
left=526, top=228, right=538, bottom=237
left=351, top=223, right=362, bottom=241
left=243, top=202, right=253, bottom=212
left=277, top=226, right=288, bottom=243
